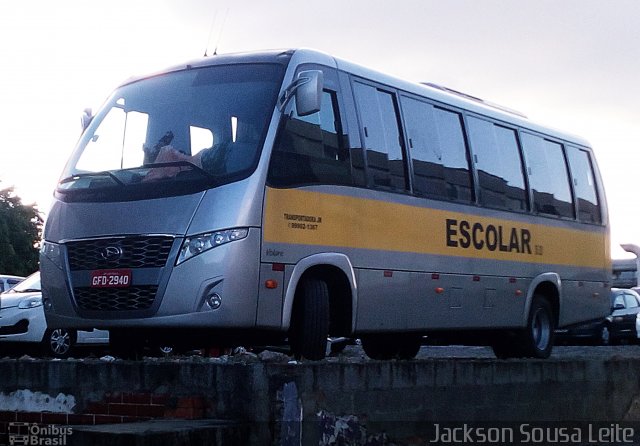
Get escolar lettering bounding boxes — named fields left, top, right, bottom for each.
left=446, top=219, right=532, bottom=254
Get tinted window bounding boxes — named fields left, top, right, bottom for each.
left=521, top=133, right=574, bottom=219
left=566, top=146, right=601, bottom=224
left=268, top=91, right=351, bottom=186
left=354, top=83, right=408, bottom=191
left=467, top=117, right=527, bottom=211
left=401, top=97, right=472, bottom=202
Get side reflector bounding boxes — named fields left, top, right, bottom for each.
left=265, top=280, right=278, bottom=289
left=272, top=263, right=285, bottom=272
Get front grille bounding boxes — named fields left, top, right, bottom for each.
left=66, top=236, right=174, bottom=270
left=75, top=286, right=158, bottom=311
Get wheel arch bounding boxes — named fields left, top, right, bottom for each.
left=282, top=253, right=356, bottom=335
left=523, top=273, right=561, bottom=327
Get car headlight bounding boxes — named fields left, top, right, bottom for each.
left=19, top=296, right=43, bottom=309
left=176, top=228, right=249, bottom=265
left=40, top=240, right=63, bottom=269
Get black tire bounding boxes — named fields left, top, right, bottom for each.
left=361, top=334, right=422, bottom=360
left=491, top=339, right=522, bottom=359
left=361, top=335, right=397, bottom=360
left=43, top=328, right=76, bottom=358
left=289, top=278, right=330, bottom=360
left=520, top=296, right=555, bottom=358
left=396, top=335, right=422, bottom=360
left=491, top=296, right=555, bottom=359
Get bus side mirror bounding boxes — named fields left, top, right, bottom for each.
left=295, top=70, right=323, bottom=116
left=81, top=108, right=93, bottom=132
left=279, top=70, right=323, bottom=116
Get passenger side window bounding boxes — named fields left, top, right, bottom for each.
left=353, top=82, right=408, bottom=191
left=268, top=90, right=351, bottom=187
left=521, top=133, right=574, bottom=219
left=566, top=146, right=602, bottom=224
left=400, top=96, right=472, bottom=202
left=624, top=294, right=639, bottom=309
left=7, top=280, right=20, bottom=288
left=467, top=117, right=527, bottom=211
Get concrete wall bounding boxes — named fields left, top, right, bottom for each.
left=0, top=356, right=639, bottom=444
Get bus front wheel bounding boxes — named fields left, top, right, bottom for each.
left=289, top=278, right=330, bottom=360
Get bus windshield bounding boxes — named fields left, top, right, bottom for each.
left=58, top=63, right=284, bottom=199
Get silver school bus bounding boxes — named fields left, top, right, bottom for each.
left=40, top=49, right=610, bottom=360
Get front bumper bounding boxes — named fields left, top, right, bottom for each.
left=42, top=229, right=262, bottom=331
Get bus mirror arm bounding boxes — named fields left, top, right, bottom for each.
left=278, top=70, right=323, bottom=116
left=80, top=108, right=93, bottom=132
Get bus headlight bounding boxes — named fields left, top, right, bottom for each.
left=177, top=228, right=249, bottom=265
left=40, top=241, right=63, bottom=269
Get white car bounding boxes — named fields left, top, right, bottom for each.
left=0, top=272, right=109, bottom=357
left=0, top=274, right=25, bottom=292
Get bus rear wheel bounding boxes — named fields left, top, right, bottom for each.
left=289, top=278, right=330, bottom=360
left=492, top=295, right=555, bottom=359
left=521, top=295, right=555, bottom=358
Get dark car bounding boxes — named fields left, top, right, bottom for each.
left=555, top=288, right=640, bottom=345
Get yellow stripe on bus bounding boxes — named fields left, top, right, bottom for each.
left=263, top=187, right=610, bottom=269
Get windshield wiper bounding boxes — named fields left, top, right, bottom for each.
left=59, top=171, right=126, bottom=187
left=139, top=161, right=219, bottom=182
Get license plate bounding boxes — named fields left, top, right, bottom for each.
left=90, top=269, right=132, bottom=288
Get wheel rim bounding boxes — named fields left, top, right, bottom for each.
left=159, top=346, right=173, bottom=355
left=532, top=308, right=551, bottom=351
left=50, top=329, right=71, bottom=355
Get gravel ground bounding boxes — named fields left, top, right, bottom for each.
left=324, top=342, right=640, bottom=363
left=416, top=344, right=640, bottom=360
left=4, top=341, right=640, bottom=363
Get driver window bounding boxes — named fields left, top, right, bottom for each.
left=268, top=90, right=351, bottom=186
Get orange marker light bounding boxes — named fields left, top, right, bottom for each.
left=435, top=287, right=445, bottom=294
left=265, top=280, right=278, bottom=289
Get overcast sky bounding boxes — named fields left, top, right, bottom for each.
left=1, top=0, right=639, bottom=258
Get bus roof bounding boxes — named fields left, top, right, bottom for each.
left=122, top=48, right=592, bottom=148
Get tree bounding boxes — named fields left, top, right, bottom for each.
left=0, top=186, right=43, bottom=276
